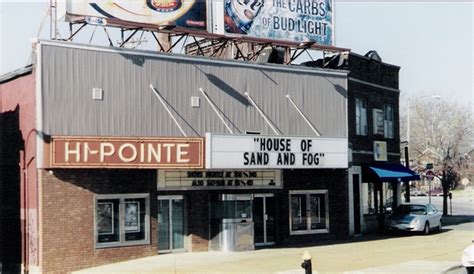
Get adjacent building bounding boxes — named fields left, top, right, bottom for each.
left=303, top=51, right=419, bottom=234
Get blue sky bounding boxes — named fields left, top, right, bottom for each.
left=1, top=1, right=472, bottom=109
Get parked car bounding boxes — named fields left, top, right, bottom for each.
left=462, top=241, right=474, bottom=274
left=411, top=189, right=427, bottom=196
left=427, top=188, right=444, bottom=196
left=386, top=203, right=442, bottom=235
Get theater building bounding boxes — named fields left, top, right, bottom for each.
left=1, top=40, right=351, bottom=272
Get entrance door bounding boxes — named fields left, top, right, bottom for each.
left=253, top=194, right=275, bottom=246
left=157, top=196, right=185, bottom=253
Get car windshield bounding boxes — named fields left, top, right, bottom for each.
left=394, top=205, right=426, bottom=215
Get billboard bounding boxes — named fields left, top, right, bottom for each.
left=66, top=0, right=206, bottom=30
left=216, top=0, right=333, bottom=45
left=206, top=134, right=347, bottom=169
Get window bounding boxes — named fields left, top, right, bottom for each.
left=95, top=194, right=149, bottom=248
left=382, top=182, right=394, bottom=211
left=373, top=109, right=384, bottom=135
left=362, top=183, right=376, bottom=214
left=384, top=104, right=394, bottom=139
left=355, top=98, right=367, bottom=135
left=362, top=182, right=394, bottom=214
left=289, top=190, right=329, bottom=235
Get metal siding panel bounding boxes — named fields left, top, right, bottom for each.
left=41, top=43, right=347, bottom=138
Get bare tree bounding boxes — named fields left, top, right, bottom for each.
left=402, top=98, right=473, bottom=215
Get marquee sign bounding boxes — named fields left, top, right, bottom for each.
left=66, top=0, right=207, bottom=30
left=158, top=170, right=282, bottom=190
left=215, top=0, right=334, bottom=45
left=49, top=136, right=204, bottom=169
left=205, top=134, right=347, bottom=169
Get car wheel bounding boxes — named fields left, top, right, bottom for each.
left=423, top=222, right=430, bottom=235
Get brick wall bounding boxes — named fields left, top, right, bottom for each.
left=186, top=191, right=209, bottom=252
left=40, top=169, right=158, bottom=273
left=348, top=54, right=400, bottom=89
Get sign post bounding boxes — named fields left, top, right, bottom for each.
left=425, top=170, right=435, bottom=204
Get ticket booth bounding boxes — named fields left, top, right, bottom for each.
left=210, top=194, right=254, bottom=251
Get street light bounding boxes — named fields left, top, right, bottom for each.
left=404, top=94, right=441, bottom=203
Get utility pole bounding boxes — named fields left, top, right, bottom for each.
left=404, top=146, right=410, bottom=203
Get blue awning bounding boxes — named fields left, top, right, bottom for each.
left=364, top=164, right=420, bottom=183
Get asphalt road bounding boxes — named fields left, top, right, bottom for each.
left=411, top=195, right=474, bottom=215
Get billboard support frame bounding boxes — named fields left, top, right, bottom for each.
left=59, top=19, right=350, bottom=64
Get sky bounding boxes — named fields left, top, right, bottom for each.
left=0, top=1, right=472, bottom=110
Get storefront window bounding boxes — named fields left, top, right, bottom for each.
left=382, top=183, right=394, bottom=212
left=362, top=183, right=394, bottom=214
left=289, top=190, right=328, bottom=235
left=362, top=183, right=376, bottom=214
left=95, top=194, right=149, bottom=248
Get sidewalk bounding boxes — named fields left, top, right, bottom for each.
left=74, top=222, right=472, bottom=274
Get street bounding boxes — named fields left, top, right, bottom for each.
left=74, top=220, right=474, bottom=274
left=411, top=195, right=473, bottom=216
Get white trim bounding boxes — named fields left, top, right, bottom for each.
left=349, top=166, right=363, bottom=236
left=157, top=195, right=186, bottom=253
left=353, top=150, right=400, bottom=157
left=253, top=194, right=275, bottom=246
left=348, top=169, right=354, bottom=236
left=244, top=92, right=280, bottom=135
left=149, top=84, right=187, bottom=137
left=286, top=94, right=321, bottom=136
left=199, top=88, right=233, bottom=134
left=253, top=193, right=275, bottom=198
left=94, top=194, right=150, bottom=249
left=35, top=43, right=44, bottom=168
left=349, top=77, right=400, bottom=93
left=158, top=195, right=184, bottom=200
left=38, top=40, right=348, bottom=77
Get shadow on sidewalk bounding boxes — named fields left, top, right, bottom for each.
left=442, top=215, right=474, bottom=226
left=261, top=217, right=473, bottom=251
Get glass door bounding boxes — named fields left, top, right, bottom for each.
left=253, top=194, right=275, bottom=246
left=289, top=190, right=329, bottom=235
left=158, top=195, right=185, bottom=253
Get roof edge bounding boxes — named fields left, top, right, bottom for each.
left=38, top=40, right=349, bottom=77
left=0, top=65, right=34, bottom=84
left=349, top=52, right=401, bottom=69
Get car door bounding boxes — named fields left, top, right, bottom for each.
left=427, top=204, right=441, bottom=227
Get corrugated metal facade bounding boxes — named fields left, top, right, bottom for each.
left=40, top=41, right=348, bottom=138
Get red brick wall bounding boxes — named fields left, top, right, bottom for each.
left=40, top=169, right=158, bottom=273
left=0, top=70, right=37, bottom=271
